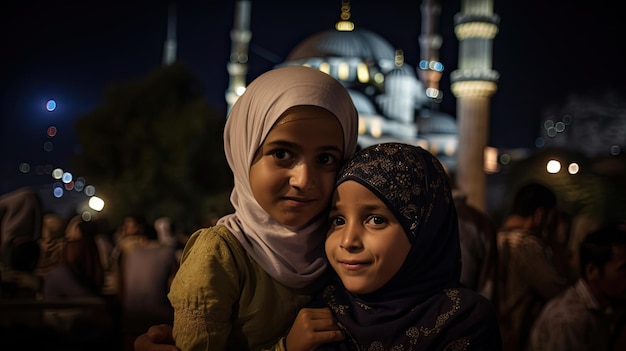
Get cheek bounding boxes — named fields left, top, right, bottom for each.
left=318, top=173, right=338, bottom=202
left=325, top=231, right=341, bottom=258
left=250, top=162, right=276, bottom=192
left=381, top=238, right=411, bottom=273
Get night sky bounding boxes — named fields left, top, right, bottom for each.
left=1, top=0, right=625, bottom=195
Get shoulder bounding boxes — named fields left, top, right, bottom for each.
left=456, top=288, right=497, bottom=314
left=537, top=285, right=587, bottom=321
left=169, top=225, right=249, bottom=305
left=427, top=288, right=498, bottom=321
left=497, top=229, right=543, bottom=250
left=436, top=289, right=502, bottom=348
left=180, top=225, right=245, bottom=262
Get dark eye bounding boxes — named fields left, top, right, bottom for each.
left=366, top=215, right=387, bottom=227
left=272, top=149, right=291, bottom=161
left=318, top=153, right=336, bottom=166
left=330, top=216, right=345, bottom=226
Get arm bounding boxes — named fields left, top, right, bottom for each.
left=169, top=228, right=240, bottom=351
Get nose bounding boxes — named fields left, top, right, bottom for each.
left=289, top=161, right=314, bottom=191
left=339, top=221, right=363, bottom=253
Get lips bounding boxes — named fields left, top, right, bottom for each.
left=282, top=196, right=315, bottom=207
left=338, top=260, right=370, bottom=271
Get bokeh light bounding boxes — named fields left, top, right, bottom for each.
left=62, top=172, right=73, bottom=184
left=46, top=100, right=57, bottom=112
left=88, top=196, right=105, bottom=211
left=18, top=163, right=31, bottom=174
left=546, top=159, right=561, bottom=174
left=85, top=185, right=96, bottom=196
left=47, top=126, right=57, bottom=137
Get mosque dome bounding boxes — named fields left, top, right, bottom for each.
left=417, top=110, right=457, bottom=134
left=285, top=28, right=396, bottom=72
left=348, top=90, right=378, bottom=115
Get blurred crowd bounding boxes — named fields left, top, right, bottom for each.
left=1, top=182, right=625, bottom=351
left=0, top=187, right=188, bottom=350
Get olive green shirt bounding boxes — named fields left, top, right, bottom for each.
left=168, top=225, right=317, bottom=351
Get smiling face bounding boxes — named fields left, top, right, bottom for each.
left=326, top=180, right=411, bottom=294
left=249, top=105, right=344, bottom=228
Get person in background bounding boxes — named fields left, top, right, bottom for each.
left=549, top=210, right=575, bottom=284
left=43, top=217, right=105, bottom=299
left=0, top=187, right=43, bottom=272
left=114, top=213, right=155, bottom=256
left=528, top=221, right=626, bottom=351
left=284, top=142, right=501, bottom=350
left=153, top=216, right=184, bottom=263
left=453, top=191, right=498, bottom=298
left=109, top=212, right=154, bottom=296
left=36, top=212, right=67, bottom=278
left=0, top=237, right=41, bottom=298
left=119, top=217, right=180, bottom=351
left=134, top=65, right=359, bottom=351
left=494, top=181, right=567, bottom=351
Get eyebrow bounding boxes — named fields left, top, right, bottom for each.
left=265, top=140, right=342, bottom=154
left=330, top=202, right=387, bottom=214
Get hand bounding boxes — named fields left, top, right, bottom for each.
left=133, top=324, right=180, bottom=351
left=285, top=307, right=345, bottom=351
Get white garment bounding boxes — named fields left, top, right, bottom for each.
left=218, top=66, right=359, bottom=289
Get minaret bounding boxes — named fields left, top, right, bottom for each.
left=225, top=1, right=252, bottom=115
left=450, top=0, right=499, bottom=211
left=162, top=4, right=177, bottom=66
left=417, top=0, right=444, bottom=108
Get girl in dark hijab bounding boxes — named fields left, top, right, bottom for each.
left=286, top=142, right=502, bottom=351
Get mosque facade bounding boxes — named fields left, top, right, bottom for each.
left=223, top=0, right=499, bottom=211
left=226, top=0, right=459, bottom=172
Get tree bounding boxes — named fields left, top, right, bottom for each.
left=72, top=63, right=233, bottom=229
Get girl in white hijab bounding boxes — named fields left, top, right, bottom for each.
left=167, top=65, right=358, bottom=351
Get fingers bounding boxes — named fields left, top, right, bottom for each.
left=133, top=333, right=178, bottom=351
left=314, top=329, right=345, bottom=343
left=147, top=324, right=175, bottom=343
left=285, top=308, right=345, bottom=351
left=297, top=307, right=334, bottom=322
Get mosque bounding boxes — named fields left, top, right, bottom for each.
left=216, top=0, right=500, bottom=211
left=224, top=0, right=460, bottom=172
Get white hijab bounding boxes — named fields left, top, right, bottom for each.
left=218, top=65, right=358, bottom=289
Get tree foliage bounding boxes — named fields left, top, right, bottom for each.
left=72, top=63, right=233, bottom=229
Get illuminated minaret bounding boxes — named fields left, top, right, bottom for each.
left=162, top=4, right=177, bottom=66
left=417, top=0, right=444, bottom=108
left=450, top=0, right=499, bottom=211
left=225, top=1, right=252, bottom=115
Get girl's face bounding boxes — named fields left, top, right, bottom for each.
left=249, top=105, right=344, bottom=228
left=326, top=180, right=411, bottom=294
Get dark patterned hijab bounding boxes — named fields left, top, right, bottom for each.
left=321, top=143, right=501, bottom=351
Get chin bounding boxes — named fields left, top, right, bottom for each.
left=276, top=216, right=312, bottom=229
left=341, top=281, right=373, bottom=295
